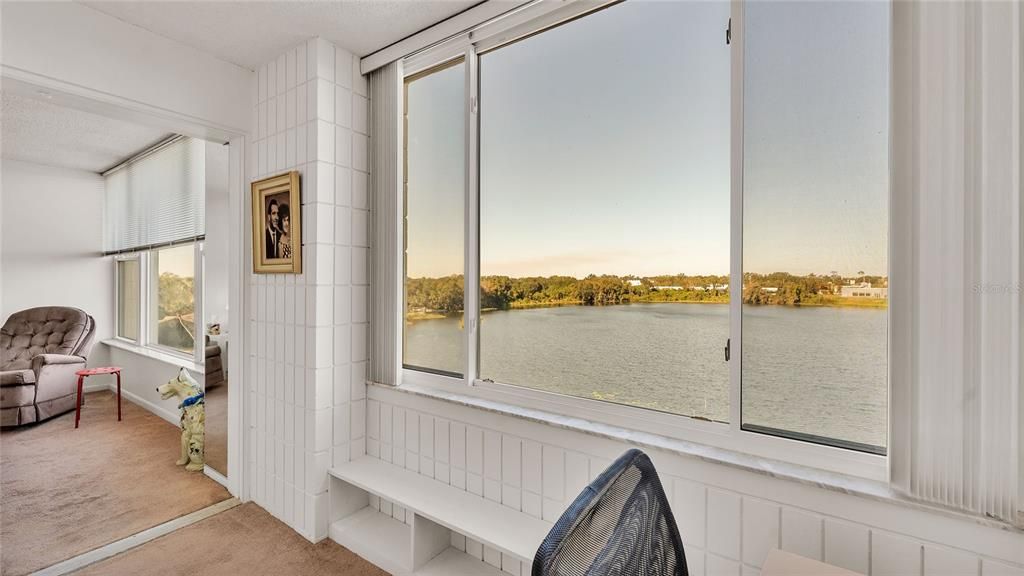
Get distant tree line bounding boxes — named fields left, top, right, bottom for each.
left=742, top=272, right=887, bottom=306
left=406, top=272, right=887, bottom=315
left=405, top=274, right=464, bottom=314
left=158, top=272, right=195, bottom=318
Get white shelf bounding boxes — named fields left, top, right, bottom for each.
left=417, top=547, right=506, bottom=576
left=329, top=510, right=511, bottom=576
left=329, top=507, right=411, bottom=575
left=329, top=457, right=552, bottom=564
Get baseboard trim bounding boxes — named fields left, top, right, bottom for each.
left=83, top=382, right=111, bottom=393
left=204, top=465, right=229, bottom=488
left=121, top=388, right=180, bottom=427
left=83, top=382, right=179, bottom=427
left=30, top=497, right=241, bottom=576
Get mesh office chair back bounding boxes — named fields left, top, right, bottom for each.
left=532, top=448, right=689, bottom=576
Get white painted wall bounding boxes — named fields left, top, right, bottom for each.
left=205, top=141, right=231, bottom=334
left=0, top=159, right=113, bottom=366
left=0, top=2, right=252, bottom=134
left=101, top=345, right=201, bottom=426
left=246, top=38, right=371, bottom=542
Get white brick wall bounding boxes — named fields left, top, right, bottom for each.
left=249, top=37, right=369, bottom=542
left=365, top=387, right=1024, bottom=576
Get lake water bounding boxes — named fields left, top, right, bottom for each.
left=404, top=303, right=887, bottom=450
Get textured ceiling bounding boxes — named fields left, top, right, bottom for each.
left=1, top=91, right=173, bottom=173
left=78, top=0, right=485, bottom=69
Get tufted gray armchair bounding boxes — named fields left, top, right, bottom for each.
left=0, top=307, right=96, bottom=426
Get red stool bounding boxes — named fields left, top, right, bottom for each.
left=75, top=367, right=122, bottom=428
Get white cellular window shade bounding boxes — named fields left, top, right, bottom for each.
left=104, top=136, right=206, bottom=253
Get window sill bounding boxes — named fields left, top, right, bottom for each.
left=102, top=339, right=203, bottom=374
left=369, top=380, right=1024, bottom=533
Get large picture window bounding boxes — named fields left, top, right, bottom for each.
left=399, top=0, right=891, bottom=467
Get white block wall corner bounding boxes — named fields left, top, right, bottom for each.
left=248, top=37, right=370, bottom=542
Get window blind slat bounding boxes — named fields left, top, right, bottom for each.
left=104, top=137, right=205, bottom=253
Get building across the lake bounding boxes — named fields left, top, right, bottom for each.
left=841, top=282, right=888, bottom=298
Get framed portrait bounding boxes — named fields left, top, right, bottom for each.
left=252, top=171, right=302, bottom=274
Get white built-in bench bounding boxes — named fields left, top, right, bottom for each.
left=328, top=457, right=554, bottom=575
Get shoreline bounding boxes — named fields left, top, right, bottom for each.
left=406, top=298, right=888, bottom=321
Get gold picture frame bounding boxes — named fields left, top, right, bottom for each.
left=252, top=171, right=302, bottom=274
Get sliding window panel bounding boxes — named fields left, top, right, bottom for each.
left=150, top=243, right=197, bottom=354
left=403, top=61, right=466, bottom=376
left=478, top=1, right=731, bottom=421
left=741, top=1, right=890, bottom=453
left=117, top=258, right=141, bottom=341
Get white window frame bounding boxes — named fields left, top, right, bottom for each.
left=113, top=253, right=143, bottom=344
left=396, top=0, right=892, bottom=481
left=113, top=241, right=204, bottom=365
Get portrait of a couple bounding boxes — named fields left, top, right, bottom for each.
left=252, top=171, right=301, bottom=274
left=264, top=196, right=293, bottom=260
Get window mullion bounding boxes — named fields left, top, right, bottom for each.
left=464, top=46, right=480, bottom=386
left=194, top=242, right=205, bottom=364
left=140, top=252, right=150, bottom=348
left=728, top=0, right=744, bottom=434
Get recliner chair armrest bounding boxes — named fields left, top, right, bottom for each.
left=32, top=354, right=86, bottom=371
left=32, top=354, right=87, bottom=404
left=0, top=369, right=35, bottom=385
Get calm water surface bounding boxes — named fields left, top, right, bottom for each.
left=404, top=303, right=886, bottom=449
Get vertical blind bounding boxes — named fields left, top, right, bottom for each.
left=369, top=62, right=402, bottom=386
left=892, top=0, right=1021, bottom=525
left=104, top=136, right=205, bottom=253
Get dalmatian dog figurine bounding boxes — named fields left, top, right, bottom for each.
left=157, top=368, right=205, bottom=471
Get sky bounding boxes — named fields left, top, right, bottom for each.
left=405, top=0, right=889, bottom=280
left=158, top=243, right=195, bottom=277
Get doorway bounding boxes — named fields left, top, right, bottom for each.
left=0, top=77, right=246, bottom=574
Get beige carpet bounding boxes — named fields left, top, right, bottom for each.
left=1, top=391, right=230, bottom=576
left=204, top=383, right=227, bottom=476
left=74, top=502, right=388, bottom=576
